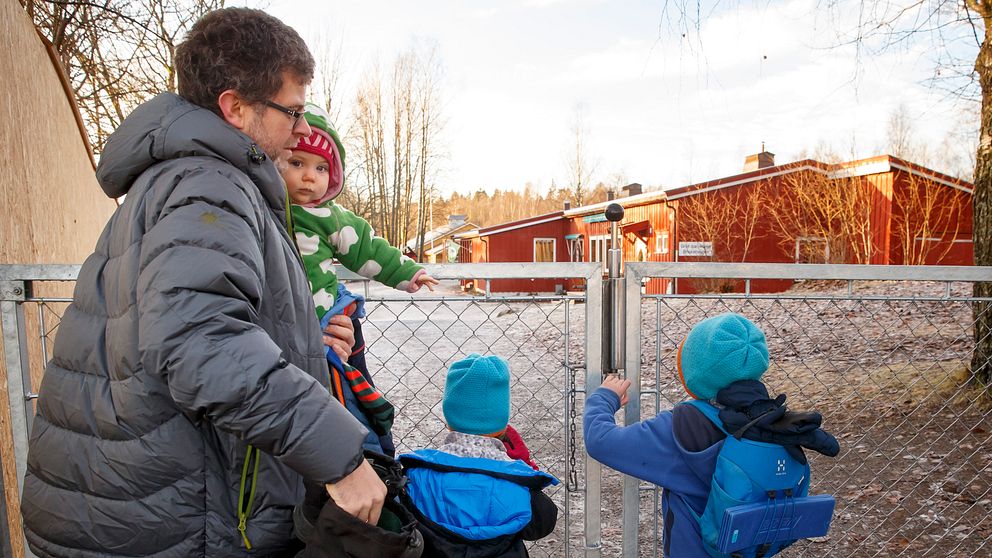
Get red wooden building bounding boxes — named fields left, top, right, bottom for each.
left=461, top=152, right=973, bottom=294
left=460, top=211, right=569, bottom=293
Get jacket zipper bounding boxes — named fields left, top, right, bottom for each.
left=237, top=445, right=261, bottom=549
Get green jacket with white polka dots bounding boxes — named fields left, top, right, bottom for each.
left=291, top=201, right=425, bottom=318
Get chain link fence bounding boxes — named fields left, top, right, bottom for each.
left=4, top=263, right=992, bottom=557
left=0, top=263, right=604, bottom=558
left=621, top=263, right=992, bottom=558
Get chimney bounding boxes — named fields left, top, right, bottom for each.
left=743, top=143, right=775, bottom=172
left=607, top=190, right=615, bottom=201
left=563, top=201, right=571, bottom=210
left=621, top=183, right=642, bottom=197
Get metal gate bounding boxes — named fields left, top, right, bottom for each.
left=621, top=262, right=992, bottom=558
left=0, top=263, right=605, bottom=558
left=4, top=259, right=992, bottom=557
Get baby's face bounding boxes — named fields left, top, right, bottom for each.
left=283, top=150, right=331, bottom=205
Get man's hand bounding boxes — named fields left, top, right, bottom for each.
left=601, top=374, right=631, bottom=407
left=325, top=459, right=387, bottom=525
left=322, top=314, right=355, bottom=362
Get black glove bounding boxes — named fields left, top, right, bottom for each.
left=716, top=380, right=840, bottom=465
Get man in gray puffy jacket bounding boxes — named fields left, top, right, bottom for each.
left=20, top=8, right=385, bottom=557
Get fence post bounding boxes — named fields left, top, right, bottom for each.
left=585, top=264, right=604, bottom=558
left=1, top=280, right=34, bottom=558
left=601, top=204, right=642, bottom=557
left=621, top=263, right=646, bottom=558
left=605, top=203, right=625, bottom=373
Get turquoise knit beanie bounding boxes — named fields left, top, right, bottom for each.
left=677, top=313, right=769, bottom=400
left=442, top=354, right=511, bottom=436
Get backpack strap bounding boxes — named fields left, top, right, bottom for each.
left=684, top=398, right=779, bottom=441
left=682, top=399, right=730, bottom=436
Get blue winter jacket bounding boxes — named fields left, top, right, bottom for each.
left=402, top=449, right=557, bottom=538
left=399, top=449, right=559, bottom=556
left=584, top=388, right=725, bottom=557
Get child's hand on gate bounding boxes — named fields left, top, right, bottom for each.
left=416, top=274, right=439, bottom=292
left=601, top=374, right=631, bottom=406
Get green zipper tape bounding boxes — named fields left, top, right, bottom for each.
left=237, top=445, right=261, bottom=549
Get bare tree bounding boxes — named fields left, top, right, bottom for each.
left=350, top=45, right=445, bottom=250
left=676, top=182, right=767, bottom=291
left=891, top=171, right=971, bottom=265
left=765, top=169, right=881, bottom=265
left=564, top=104, right=598, bottom=206
left=353, top=64, right=388, bottom=235
left=886, top=104, right=924, bottom=160
left=25, top=0, right=224, bottom=154
left=833, top=0, right=991, bottom=389
left=414, top=46, right=444, bottom=261
left=308, top=27, right=347, bottom=125
left=661, top=0, right=992, bottom=390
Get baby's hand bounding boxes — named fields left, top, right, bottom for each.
left=416, top=274, right=439, bottom=292
left=601, top=374, right=631, bottom=406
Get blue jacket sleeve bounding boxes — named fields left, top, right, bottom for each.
left=583, top=387, right=684, bottom=488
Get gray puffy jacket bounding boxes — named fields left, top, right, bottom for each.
left=21, top=93, right=369, bottom=557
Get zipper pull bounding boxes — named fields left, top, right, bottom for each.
left=238, top=515, right=252, bottom=549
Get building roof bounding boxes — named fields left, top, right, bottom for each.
left=664, top=155, right=973, bottom=201
left=405, top=219, right=477, bottom=251
left=470, top=154, right=973, bottom=235
left=473, top=211, right=565, bottom=238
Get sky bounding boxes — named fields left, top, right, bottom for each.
left=266, top=0, right=981, bottom=195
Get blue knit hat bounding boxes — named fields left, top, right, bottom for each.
left=677, top=313, right=769, bottom=400
left=442, top=354, right=511, bottom=436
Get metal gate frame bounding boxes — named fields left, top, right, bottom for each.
left=0, top=262, right=606, bottom=558
left=621, top=261, right=992, bottom=558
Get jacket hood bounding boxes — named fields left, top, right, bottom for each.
left=399, top=449, right=558, bottom=541
left=295, top=105, right=346, bottom=207
left=96, top=93, right=287, bottom=212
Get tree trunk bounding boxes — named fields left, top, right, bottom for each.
left=972, top=15, right=992, bottom=392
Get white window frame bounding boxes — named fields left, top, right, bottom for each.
left=566, top=237, right=584, bottom=262
left=533, top=237, right=556, bottom=262
left=655, top=231, right=669, bottom=255
left=794, top=236, right=829, bottom=263
left=589, top=234, right=613, bottom=269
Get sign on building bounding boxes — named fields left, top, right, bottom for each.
left=678, top=241, right=713, bottom=257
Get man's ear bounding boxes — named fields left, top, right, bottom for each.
left=217, top=89, right=251, bottom=131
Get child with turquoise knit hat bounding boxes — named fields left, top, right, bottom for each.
left=584, top=313, right=839, bottom=557
left=398, top=354, right=560, bottom=557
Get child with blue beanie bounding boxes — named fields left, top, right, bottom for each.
left=584, top=313, right=839, bottom=557
left=399, top=354, right=560, bottom=557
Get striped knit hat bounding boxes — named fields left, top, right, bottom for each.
left=293, top=103, right=346, bottom=205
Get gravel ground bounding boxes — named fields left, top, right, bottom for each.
left=357, top=278, right=992, bottom=557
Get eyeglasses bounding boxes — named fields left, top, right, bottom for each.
left=264, top=100, right=307, bottom=129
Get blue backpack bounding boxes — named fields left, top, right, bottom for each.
left=683, top=400, right=835, bottom=558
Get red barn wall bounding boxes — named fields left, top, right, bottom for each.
left=670, top=178, right=793, bottom=294
left=566, top=201, right=674, bottom=294
left=887, top=169, right=973, bottom=265
left=480, top=218, right=569, bottom=293
left=466, top=160, right=974, bottom=296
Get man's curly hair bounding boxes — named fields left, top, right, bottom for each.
left=175, top=8, right=314, bottom=114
